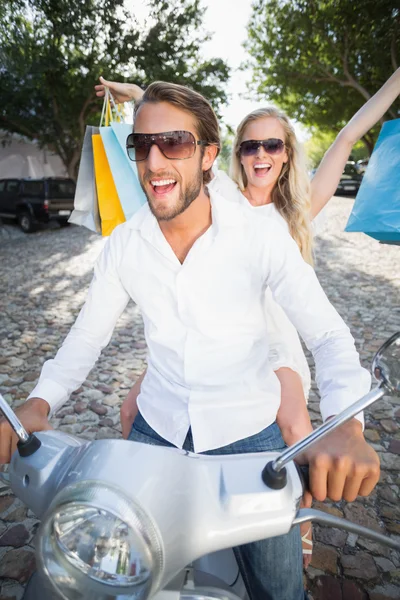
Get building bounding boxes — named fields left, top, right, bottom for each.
left=0, top=131, right=67, bottom=179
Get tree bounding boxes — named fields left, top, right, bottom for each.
left=304, top=129, right=367, bottom=169
left=304, top=130, right=336, bottom=169
left=216, top=125, right=235, bottom=174
left=246, top=0, right=400, bottom=155
left=0, top=0, right=230, bottom=179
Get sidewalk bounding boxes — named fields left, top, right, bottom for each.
left=0, top=198, right=399, bottom=599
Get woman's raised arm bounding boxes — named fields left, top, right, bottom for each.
left=95, top=76, right=145, bottom=104
left=310, top=68, right=400, bottom=219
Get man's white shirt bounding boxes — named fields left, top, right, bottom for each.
left=29, top=190, right=370, bottom=452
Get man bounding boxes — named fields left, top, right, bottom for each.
left=0, top=82, right=379, bottom=600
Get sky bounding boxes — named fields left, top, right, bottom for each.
left=125, top=0, right=307, bottom=140
left=199, top=0, right=258, bottom=129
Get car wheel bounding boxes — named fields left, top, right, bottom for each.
left=18, top=212, right=36, bottom=233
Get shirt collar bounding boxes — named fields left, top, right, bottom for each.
left=125, top=187, right=244, bottom=237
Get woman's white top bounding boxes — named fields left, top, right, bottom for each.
left=208, top=170, right=312, bottom=398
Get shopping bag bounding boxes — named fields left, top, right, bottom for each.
left=92, top=133, right=126, bottom=237
left=69, top=125, right=101, bottom=233
left=110, top=122, right=140, bottom=176
left=100, top=124, right=146, bottom=220
left=345, top=119, right=400, bottom=243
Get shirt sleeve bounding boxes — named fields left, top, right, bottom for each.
left=27, top=227, right=131, bottom=416
left=260, top=223, right=370, bottom=425
left=208, top=170, right=244, bottom=203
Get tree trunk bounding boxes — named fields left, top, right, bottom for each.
left=66, top=149, right=81, bottom=182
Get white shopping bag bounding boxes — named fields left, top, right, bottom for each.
left=69, top=125, right=101, bottom=233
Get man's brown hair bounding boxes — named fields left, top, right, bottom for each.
left=134, top=81, right=220, bottom=184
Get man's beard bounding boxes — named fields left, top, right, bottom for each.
left=140, top=165, right=203, bottom=222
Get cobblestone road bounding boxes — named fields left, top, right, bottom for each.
left=0, top=198, right=399, bottom=600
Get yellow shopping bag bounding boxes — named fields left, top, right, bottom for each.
left=92, top=133, right=126, bottom=236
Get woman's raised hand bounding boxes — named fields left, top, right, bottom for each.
left=94, top=76, right=144, bottom=104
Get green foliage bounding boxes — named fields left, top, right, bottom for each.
left=217, top=128, right=234, bottom=174
left=304, top=128, right=368, bottom=168
left=304, top=129, right=336, bottom=169
left=348, top=141, right=370, bottom=163
left=246, top=0, right=400, bottom=154
left=0, top=0, right=230, bottom=178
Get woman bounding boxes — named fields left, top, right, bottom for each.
left=95, top=69, right=400, bottom=566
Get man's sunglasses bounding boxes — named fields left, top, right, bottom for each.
left=126, top=131, right=209, bottom=162
left=239, top=138, right=285, bottom=157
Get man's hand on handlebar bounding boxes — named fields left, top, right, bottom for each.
left=0, top=398, right=52, bottom=464
left=298, top=418, right=380, bottom=503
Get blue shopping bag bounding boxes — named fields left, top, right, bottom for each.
left=100, top=124, right=146, bottom=221
left=345, top=119, right=400, bottom=243
left=110, top=122, right=139, bottom=175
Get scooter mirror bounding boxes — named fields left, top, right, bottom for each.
left=372, top=332, right=400, bottom=394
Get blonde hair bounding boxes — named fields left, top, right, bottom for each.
left=134, top=81, right=220, bottom=184
left=230, top=107, right=313, bottom=264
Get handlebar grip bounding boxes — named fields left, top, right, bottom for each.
left=296, top=464, right=310, bottom=493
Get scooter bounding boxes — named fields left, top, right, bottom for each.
left=0, top=332, right=399, bottom=600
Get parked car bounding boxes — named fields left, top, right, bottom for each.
left=356, top=158, right=369, bottom=174
left=0, top=177, right=75, bottom=233
left=335, top=162, right=363, bottom=196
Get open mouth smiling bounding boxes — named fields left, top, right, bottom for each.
left=150, top=178, right=177, bottom=194
left=253, top=163, right=272, bottom=176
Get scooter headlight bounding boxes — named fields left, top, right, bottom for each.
left=36, top=482, right=164, bottom=600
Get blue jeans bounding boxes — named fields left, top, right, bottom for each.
left=129, top=413, right=307, bottom=600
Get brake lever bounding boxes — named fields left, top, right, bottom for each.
left=293, top=508, right=400, bottom=551
left=296, top=464, right=310, bottom=492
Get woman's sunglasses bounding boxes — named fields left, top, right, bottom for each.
left=239, top=138, right=285, bottom=157
left=126, top=130, right=209, bottom=162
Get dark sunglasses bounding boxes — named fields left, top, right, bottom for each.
left=239, top=138, right=285, bottom=157
left=126, top=130, right=209, bottom=162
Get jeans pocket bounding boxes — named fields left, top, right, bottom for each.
left=129, top=427, right=163, bottom=446
left=132, top=412, right=152, bottom=436
left=131, top=412, right=173, bottom=447
left=250, top=422, right=286, bottom=452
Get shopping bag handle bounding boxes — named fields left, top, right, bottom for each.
left=99, top=88, right=125, bottom=127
